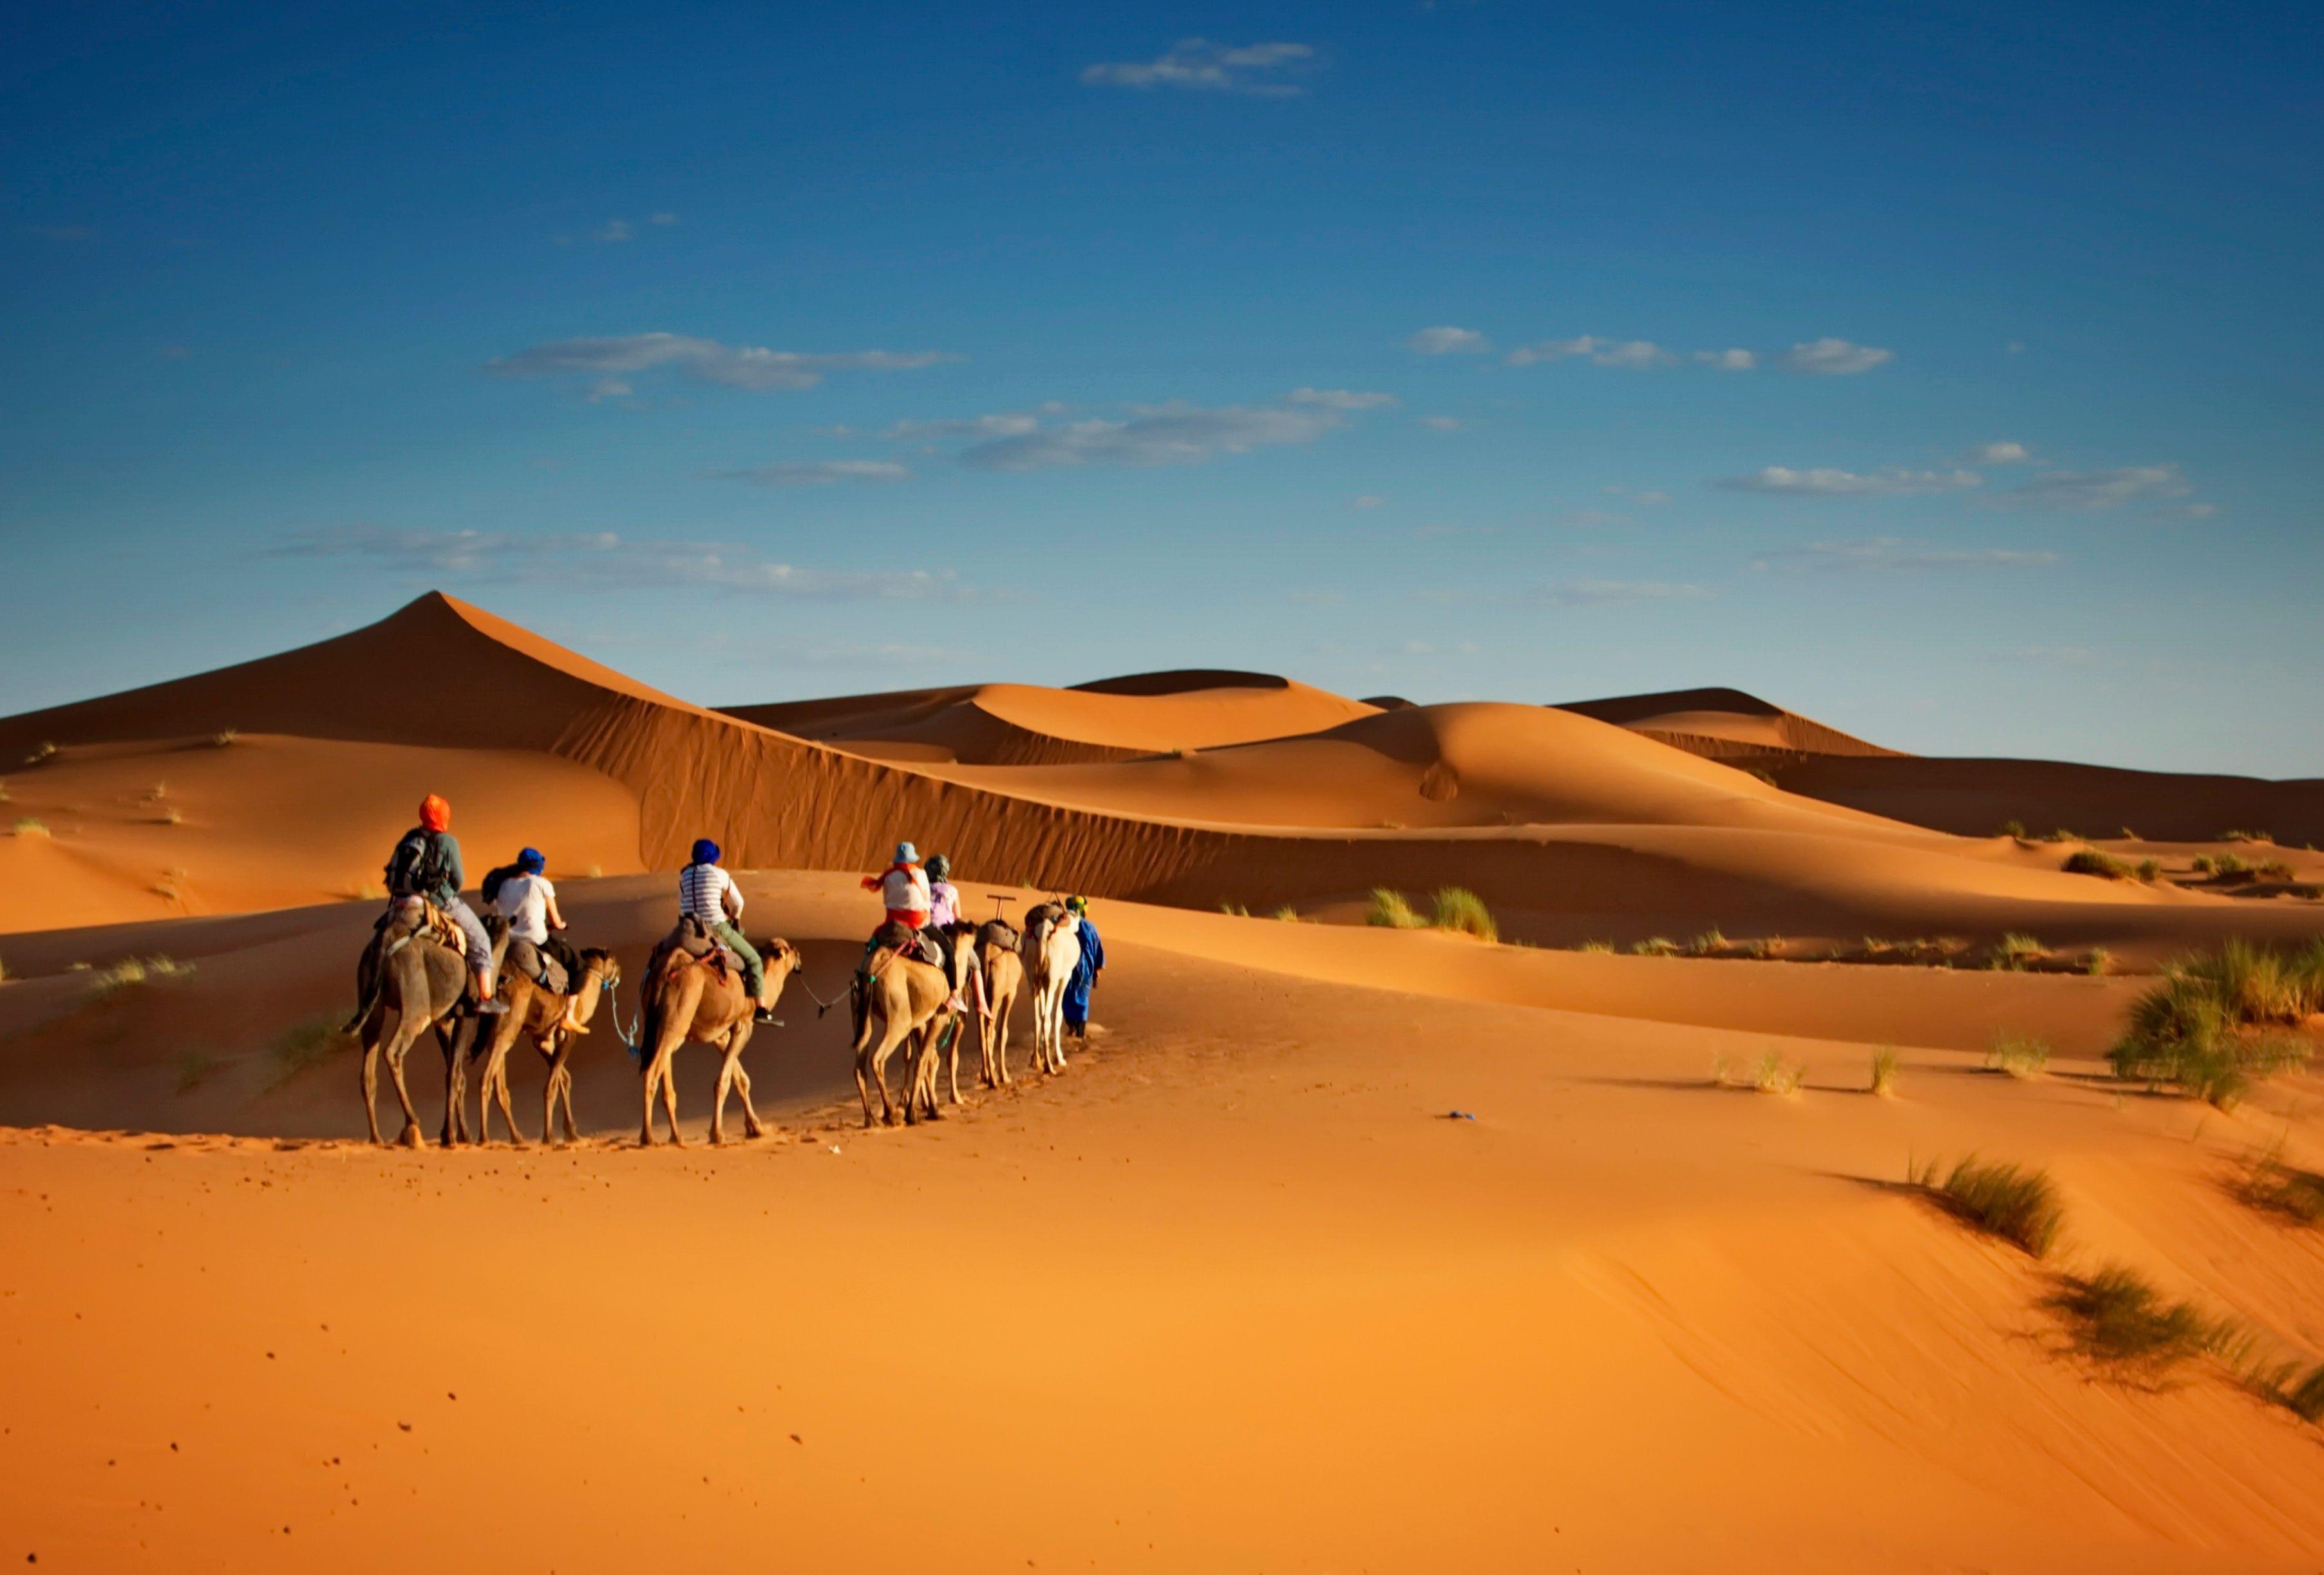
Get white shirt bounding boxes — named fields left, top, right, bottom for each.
left=880, top=863, right=931, bottom=914
left=680, top=862, right=739, bottom=924
left=495, top=872, right=556, bottom=944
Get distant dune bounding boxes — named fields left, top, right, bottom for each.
left=1556, top=684, right=1907, bottom=759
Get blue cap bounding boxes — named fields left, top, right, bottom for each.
left=895, top=841, right=919, bottom=863
left=518, top=847, right=545, bottom=874
left=692, top=838, right=721, bottom=865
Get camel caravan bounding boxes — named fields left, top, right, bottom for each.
left=347, top=804, right=1104, bottom=1149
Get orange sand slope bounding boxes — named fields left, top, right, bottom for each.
left=1558, top=684, right=1908, bottom=760
left=3, top=869, right=2323, bottom=1570
left=5, top=591, right=2321, bottom=963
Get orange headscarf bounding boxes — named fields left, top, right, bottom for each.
left=418, top=794, right=451, bottom=831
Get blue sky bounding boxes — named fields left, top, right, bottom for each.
left=5, top=1, right=2319, bottom=773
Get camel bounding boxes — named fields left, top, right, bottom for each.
left=636, top=932, right=800, bottom=1146
left=346, top=902, right=493, bottom=1148
left=851, top=923, right=976, bottom=1127
left=1021, top=902, right=1082, bottom=1076
left=470, top=948, right=621, bottom=1145
left=975, top=922, right=1025, bottom=1088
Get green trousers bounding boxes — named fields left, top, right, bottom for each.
left=710, top=921, right=765, bottom=999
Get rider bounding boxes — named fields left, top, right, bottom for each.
left=862, top=841, right=931, bottom=929
left=679, top=838, right=776, bottom=1023
left=1061, top=894, right=1104, bottom=1041
left=385, top=794, right=503, bottom=1015
left=493, top=847, right=584, bottom=1031
left=924, top=853, right=972, bottom=1009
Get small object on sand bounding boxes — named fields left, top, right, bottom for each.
left=1444, top=1109, right=1476, bottom=1121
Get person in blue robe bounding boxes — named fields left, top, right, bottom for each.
left=1062, top=894, right=1104, bottom=1038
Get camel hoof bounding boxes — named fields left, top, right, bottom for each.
left=399, top=1127, right=426, bottom=1151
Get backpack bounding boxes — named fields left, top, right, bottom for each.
left=480, top=862, right=520, bottom=906
left=384, top=831, right=446, bottom=899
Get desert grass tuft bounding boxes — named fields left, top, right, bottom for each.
left=2135, top=858, right=2164, bottom=883
left=345, top=880, right=386, bottom=902
left=12, top=816, right=50, bottom=838
left=1913, top=1155, right=2064, bottom=1258
left=2039, top=827, right=2079, bottom=844
left=2234, top=1146, right=2324, bottom=1226
left=161, top=805, right=184, bottom=825
left=1630, top=936, right=1679, bottom=957
left=1989, top=932, right=2045, bottom=972
left=1217, top=900, right=1251, bottom=918
left=2063, top=848, right=2131, bottom=880
left=1576, top=938, right=1614, bottom=954
left=25, top=741, right=57, bottom=766
left=2277, top=1364, right=2324, bottom=1423
left=1271, top=905, right=1303, bottom=923
left=2111, top=941, right=2321, bottom=1108
left=1987, top=1032, right=2052, bottom=1079
left=1686, top=927, right=1728, bottom=957
left=0, top=954, right=8, bottom=984
left=2083, top=948, right=2115, bottom=976
left=88, top=954, right=194, bottom=997
left=1741, top=935, right=1779, bottom=960
left=1430, top=887, right=1498, bottom=943
left=2220, top=828, right=2272, bottom=844
left=1365, top=888, right=1423, bottom=929
left=211, top=728, right=240, bottom=747
left=1752, top=1051, right=1804, bottom=1097
left=270, top=1014, right=353, bottom=1086
left=1869, top=1046, right=1901, bottom=1098
left=2000, top=819, right=2027, bottom=840
left=2045, top=1265, right=2229, bottom=1381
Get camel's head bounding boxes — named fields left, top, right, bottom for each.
left=580, top=947, right=620, bottom=990
left=759, top=937, right=800, bottom=974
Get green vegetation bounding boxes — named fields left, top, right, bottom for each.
left=2108, top=940, right=2320, bottom=1109
left=1365, top=888, right=1423, bottom=929
left=1913, top=1155, right=2063, bottom=1258
left=2254, top=858, right=2296, bottom=881
left=1686, top=927, right=1727, bottom=957
left=270, top=1015, right=353, bottom=1086
left=2083, top=948, right=2114, bottom=977
left=1271, top=905, right=1303, bottom=923
left=88, top=954, right=194, bottom=997
left=2039, top=827, right=2079, bottom=844
left=1576, top=939, right=1614, bottom=954
left=1630, top=936, right=1679, bottom=957
left=1752, top=1052, right=1803, bottom=1096
left=12, top=816, right=50, bottom=838
left=2063, top=848, right=2131, bottom=880
left=2135, top=858, right=2164, bottom=883
left=2046, top=1265, right=2230, bottom=1381
left=1217, top=900, right=1251, bottom=918
left=2193, top=851, right=2251, bottom=880
left=1989, top=932, right=2046, bottom=972
left=1987, top=1033, right=2051, bottom=1079
left=2220, top=828, right=2272, bottom=844
left=1869, top=1046, right=1900, bottom=1098
left=2118, top=826, right=2139, bottom=840
left=2000, top=819, right=2026, bottom=840
left=2234, top=1146, right=2324, bottom=1226
left=1740, top=935, right=1779, bottom=960
left=1430, top=887, right=1498, bottom=943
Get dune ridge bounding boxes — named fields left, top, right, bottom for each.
left=1558, top=684, right=1907, bottom=759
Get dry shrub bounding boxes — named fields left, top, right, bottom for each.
left=1914, top=1155, right=2064, bottom=1257
left=1752, top=1052, right=1803, bottom=1097
left=1987, top=1033, right=2052, bottom=1079
left=12, top=817, right=50, bottom=838
left=1365, top=889, right=1422, bottom=929
left=1630, top=936, right=1678, bottom=957
left=2063, top=848, right=2131, bottom=880
left=2046, top=1265, right=2230, bottom=1381
left=1869, top=1046, right=1900, bottom=1098
left=1430, top=887, right=1497, bottom=943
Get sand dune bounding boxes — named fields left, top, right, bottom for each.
left=1558, top=684, right=1906, bottom=759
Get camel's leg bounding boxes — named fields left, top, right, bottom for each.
left=944, top=1013, right=965, bottom=1106
left=361, top=1034, right=384, bottom=1145
left=658, top=1045, right=684, bottom=1146
left=641, top=1048, right=683, bottom=1147
left=473, top=1014, right=513, bottom=1143
left=491, top=1044, right=524, bottom=1147
left=867, top=1023, right=907, bottom=1128
left=383, top=1024, right=426, bottom=1149
left=438, top=1017, right=471, bottom=1147
left=554, top=1051, right=580, bottom=1144
left=732, top=1061, right=764, bottom=1139
left=853, top=997, right=891, bottom=1129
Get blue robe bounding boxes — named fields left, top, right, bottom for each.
left=1063, top=917, right=1104, bottom=1028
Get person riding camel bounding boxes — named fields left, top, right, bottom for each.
left=924, top=853, right=976, bottom=1010
left=679, top=839, right=777, bottom=1024
left=1061, top=894, right=1104, bottom=1041
left=384, top=793, right=503, bottom=1015
left=493, top=847, right=585, bottom=1033
left=864, top=841, right=932, bottom=929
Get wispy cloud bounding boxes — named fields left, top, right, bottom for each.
left=1694, top=348, right=1757, bottom=371
left=266, top=527, right=967, bottom=600
left=882, top=402, right=1069, bottom=441
left=1507, top=335, right=1672, bottom=368
left=1993, top=464, right=2191, bottom=511
left=1081, top=39, right=1316, bottom=96
left=1962, top=440, right=2032, bottom=465
left=1286, top=386, right=1397, bottom=410
left=960, top=400, right=1345, bottom=471
left=1417, top=415, right=1462, bottom=431
left=592, top=219, right=633, bottom=243
left=1536, top=579, right=1711, bottom=605
left=488, top=333, right=958, bottom=394
left=1781, top=337, right=1893, bottom=375
left=1752, top=538, right=2061, bottom=574
left=1405, top=326, right=1490, bottom=355
left=1717, top=465, right=1982, bottom=496
left=713, top=460, right=910, bottom=487
left=1350, top=494, right=1386, bottom=510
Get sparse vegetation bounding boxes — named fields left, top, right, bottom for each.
left=2234, top=1146, right=2324, bottom=1226
left=2220, top=828, right=2272, bottom=844
left=1630, top=936, right=1679, bottom=957
left=1430, top=887, right=1498, bottom=943
left=1987, top=1032, right=2052, bottom=1079
left=88, top=954, right=194, bottom=996
left=1989, top=932, right=2046, bottom=972
left=1913, top=1155, right=2064, bottom=1258
left=1365, top=888, right=1423, bottom=929
left=2193, top=851, right=2252, bottom=881
left=2108, top=941, right=2319, bottom=1108
left=150, top=878, right=181, bottom=903
left=1576, top=939, right=1614, bottom=954
left=1741, top=935, right=1779, bottom=960
left=2063, top=848, right=2132, bottom=880
left=211, top=728, right=241, bottom=747
left=161, top=805, right=184, bottom=825
left=0, top=954, right=8, bottom=984
left=2135, top=858, right=2164, bottom=883
left=2276, top=1364, right=2324, bottom=1423
left=1271, top=905, right=1303, bottom=922
left=2118, top=826, right=2139, bottom=840
left=270, top=1015, right=352, bottom=1086
left=2046, top=1265, right=2229, bottom=1381
left=1752, top=1052, right=1803, bottom=1096
left=1686, top=927, right=1727, bottom=957
left=1869, top=1046, right=1900, bottom=1098
left=0, top=780, right=10, bottom=802
left=1217, top=900, right=1251, bottom=918
left=12, top=816, right=51, bottom=838
left=175, top=1048, right=220, bottom=1095
left=2039, top=827, right=2078, bottom=844
left=2001, top=819, right=2026, bottom=840
left=2254, top=858, right=2296, bottom=882
left=25, top=741, right=57, bottom=766
left=2083, top=948, right=2114, bottom=977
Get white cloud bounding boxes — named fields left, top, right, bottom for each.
left=267, top=527, right=967, bottom=599
left=2160, top=501, right=2219, bottom=520
left=1081, top=39, right=1315, bottom=96
left=715, top=460, right=910, bottom=487
left=593, top=219, right=633, bottom=243
left=1508, top=335, right=1672, bottom=368
left=1417, top=415, right=1462, bottom=431
left=1536, top=580, right=1711, bottom=606
left=1994, top=464, right=2191, bottom=511
left=587, top=377, right=634, bottom=402
left=1286, top=386, right=1397, bottom=410
left=1694, top=348, right=1757, bottom=371
left=1751, top=538, right=2061, bottom=574
left=1350, top=494, right=1386, bottom=510
left=1405, top=325, right=1489, bottom=355
left=1717, top=465, right=1982, bottom=496
left=489, top=333, right=958, bottom=394
left=882, top=402, right=1069, bottom=441
left=1963, top=440, right=2032, bottom=465
left=1781, top=337, right=1893, bottom=375
left=960, top=401, right=1344, bottom=471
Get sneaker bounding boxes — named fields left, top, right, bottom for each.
left=752, top=1008, right=780, bottom=1025
left=474, top=998, right=507, bottom=1017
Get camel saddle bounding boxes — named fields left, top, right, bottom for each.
left=866, top=919, right=940, bottom=968
left=978, top=918, right=1021, bottom=954
left=650, top=914, right=737, bottom=983
left=383, top=894, right=468, bottom=960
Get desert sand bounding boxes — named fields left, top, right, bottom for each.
left=2, top=592, right=2320, bottom=1571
